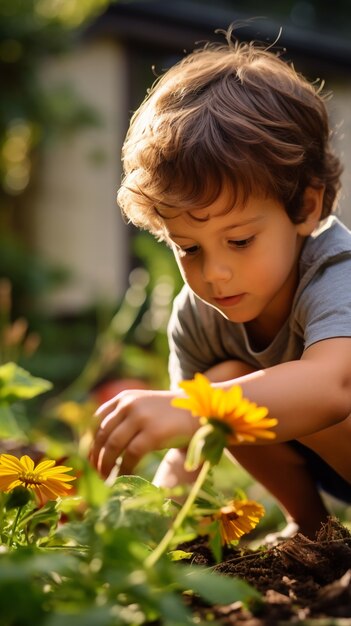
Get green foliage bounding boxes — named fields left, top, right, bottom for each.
left=0, top=362, right=52, bottom=402
left=0, top=474, right=262, bottom=626
left=0, top=362, right=52, bottom=439
left=0, top=363, right=263, bottom=625
left=0, top=403, right=27, bottom=439
left=185, top=422, right=232, bottom=471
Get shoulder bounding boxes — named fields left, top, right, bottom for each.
left=296, top=216, right=351, bottom=306
left=296, top=217, right=351, bottom=297
left=293, top=218, right=351, bottom=346
left=300, top=216, right=351, bottom=272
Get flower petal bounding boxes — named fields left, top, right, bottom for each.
left=20, top=455, right=35, bottom=472
left=218, top=499, right=265, bottom=544
left=34, top=459, right=57, bottom=473
left=0, top=454, right=24, bottom=471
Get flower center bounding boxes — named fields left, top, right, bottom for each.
left=224, top=511, right=240, bottom=521
left=19, top=471, right=44, bottom=486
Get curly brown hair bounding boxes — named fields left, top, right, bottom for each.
left=117, top=33, right=342, bottom=239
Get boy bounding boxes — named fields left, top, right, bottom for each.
left=90, top=33, right=351, bottom=539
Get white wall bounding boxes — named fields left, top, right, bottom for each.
left=29, top=38, right=129, bottom=313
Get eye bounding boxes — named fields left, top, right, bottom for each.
left=229, top=236, right=255, bottom=249
left=179, top=245, right=199, bottom=256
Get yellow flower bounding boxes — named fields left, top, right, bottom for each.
left=0, top=454, right=76, bottom=504
left=217, top=499, right=265, bottom=544
left=56, top=400, right=97, bottom=427
left=172, top=373, right=277, bottom=443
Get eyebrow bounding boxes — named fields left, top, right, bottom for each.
left=222, top=215, right=265, bottom=231
left=168, top=215, right=265, bottom=239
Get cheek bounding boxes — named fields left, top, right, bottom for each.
left=245, top=244, right=288, bottom=283
left=176, top=261, right=204, bottom=294
left=179, top=264, right=196, bottom=286
left=255, top=240, right=297, bottom=286
left=174, top=255, right=192, bottom=284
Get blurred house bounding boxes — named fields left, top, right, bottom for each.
left=28, top=0, right=351, bottom=313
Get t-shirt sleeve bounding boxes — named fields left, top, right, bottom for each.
left=167, top=286, right=222, bottom=390
left=294, top=255, right=351, bottom=350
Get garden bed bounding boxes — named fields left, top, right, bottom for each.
left=180, top=517, right=351, bottom=625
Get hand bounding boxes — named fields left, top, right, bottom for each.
left=89, top=389, right=198, bottom=479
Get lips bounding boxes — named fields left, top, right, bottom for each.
left=213, top=293, right=245, bottom=307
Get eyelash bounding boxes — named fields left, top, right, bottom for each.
left=180, top=236, right=255, bottom=256
left=229, top=236, right=255, bottom=249
left=181, top=246, right=199, bottom=256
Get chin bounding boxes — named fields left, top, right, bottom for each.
left=210, top=305, right=244, bottom=323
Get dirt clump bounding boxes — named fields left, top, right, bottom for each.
left=180, top=517, right=351, bottom=624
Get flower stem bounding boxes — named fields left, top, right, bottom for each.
left=8, top=506, right=23, bottom=548
left=145, top=460, right=211, bottom=569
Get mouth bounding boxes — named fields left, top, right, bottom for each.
left=213, top=293, right=245, bottom=307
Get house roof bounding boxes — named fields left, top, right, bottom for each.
left=87, top=0, right=351, bottom=76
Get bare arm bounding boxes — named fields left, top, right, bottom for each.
left=90, top=338, right=351, bottom=478
left=217, top=338, right=351, bottom=442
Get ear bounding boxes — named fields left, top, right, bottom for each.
left=296, top=185, right=325, bottom=236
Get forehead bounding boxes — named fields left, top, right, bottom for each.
left=162, top=190, right=276, bottom=240
left=160, top=175, right=276, bottom=216
left=161, top=185, right=246, bottom=226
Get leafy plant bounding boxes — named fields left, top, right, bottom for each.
left=0, top=363, right=264, bottom=625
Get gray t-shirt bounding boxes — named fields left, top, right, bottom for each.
left=168, top=216, right=351, bottom=390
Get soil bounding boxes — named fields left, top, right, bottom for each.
left=179, top=517, right=351, bottom=625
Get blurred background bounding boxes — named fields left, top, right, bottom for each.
left=1, top=0, right=351, bottom=396
left=1, top=0, right=351, bottom=532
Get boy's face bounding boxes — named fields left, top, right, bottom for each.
left=164, top=188, right=309, bottom=340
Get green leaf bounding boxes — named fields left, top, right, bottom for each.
left=177, top=564, right=262, bottom=607
left=0, top=549, right=78, bottom=581
left=157, top=592, right=193, bottom=625
left=72, top=457, right=109, bottom=508
left=112, top=474, right=167, bottom=506
left=19, top=500, right=60, bottom=535
left=5, top=486, right=32, bottom=510
left=185, top=423, right=214, bottom=470
left=50, top=518, right=92, bottom=548
left=169, top=550, right=193, bottom=561
left=0, top=402, right=27, bottom=438
left=203, top=422, right=230, bottom=466
left=45, top=606, right=118, bottom=626
left=110, top=475, right=173, bottom=518
left=207, top=519, right=223, bottom=563
left=0, top=362, right=53, bottom=403
left=103, top=476, right=173, bottom=545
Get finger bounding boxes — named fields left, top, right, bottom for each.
left=118, top=432, right=153, bottom=476
left=94, top=389, right=148, bottom=420
left=95, top=395, right=121, bottom=420
left=90, top=405, right=127, bottom=468
left=97, top=418, right=139, bottom=479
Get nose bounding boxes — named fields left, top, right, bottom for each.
left=201, top=252, right=232, bottom=284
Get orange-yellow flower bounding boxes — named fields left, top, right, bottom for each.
left=0, top=454, right=76, bottom=504
left=217, top=499, right=265, bottom=544
left=172, top=373, right=277, bottom=443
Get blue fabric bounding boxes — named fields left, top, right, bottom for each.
left=290, top=441, right=351, bottom=503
